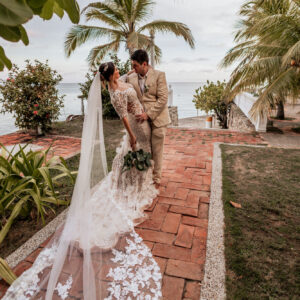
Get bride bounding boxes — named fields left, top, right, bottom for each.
left=3, top=62, right=162, bottom=299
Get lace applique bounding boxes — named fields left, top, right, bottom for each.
left=105, top=232, right=162, bottom=300
left=110, top=89, right=128, bottom=119
left=55, top=275, right=73, bottom=300
left=2, top=244, right=58, bottom=300
left=109, top=87, right=143, bottom=119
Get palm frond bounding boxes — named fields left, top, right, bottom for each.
left=84, top=8, right=124, bottom=29
left=138, top=20, right=195, bottom=49
left=123, top=0, right=134, bottom=22
left=65, top=25, right=122, bottom=57
left=250, top=67, right=296, bottom=119
left=282, top=40, right=300, bottom=67
left=133, top=0, right=154, bottom=23
left=220, top=40, right=256, bottom=68
left=82, top=2, right=126, bottom=26
left=87, top=38, right=121, bottom=69
left=221, top=0, right=300, bottom=117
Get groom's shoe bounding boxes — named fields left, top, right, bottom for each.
left=154, top=182, right=160, bottom=190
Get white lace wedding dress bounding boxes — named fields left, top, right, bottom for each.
left=3, top=76, right=162, bottom=299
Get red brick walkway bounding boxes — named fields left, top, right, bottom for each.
left=0, top=128, right=266, bottom=299
left=0, top=132, right=81, bottom=159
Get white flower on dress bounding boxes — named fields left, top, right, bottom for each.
left=105, top=232, right=162, bottom=299
left=55, top=275, right=73, bottom=300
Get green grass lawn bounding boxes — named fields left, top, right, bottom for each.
left=52, top=117, right=124, bottom=171
left=221, top=145, right=300, bottom=299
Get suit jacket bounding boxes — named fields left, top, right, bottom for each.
left=126, top=67, right=171, bottom=128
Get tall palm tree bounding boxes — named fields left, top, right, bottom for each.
left=220, top=0, right=300, bottom=119
left=65, top=0, right=195, bottom=68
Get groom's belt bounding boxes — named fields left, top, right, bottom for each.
left=142, top=99, right=157, bottom=102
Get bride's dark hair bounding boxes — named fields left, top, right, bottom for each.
left=99, top=62, right=115, bottom=81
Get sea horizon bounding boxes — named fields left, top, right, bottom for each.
left=0, top=82, right=205, bottom=136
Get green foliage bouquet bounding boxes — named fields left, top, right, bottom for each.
left=193, top=80, right=228, bottom=129
left=122, top=149, right=152, bottom=172
left=0, top=60, right=64, bottom=134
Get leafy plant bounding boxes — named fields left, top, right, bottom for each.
left=193, top=80, right=229, bottom=129
left=65, top=0, right=195, bottom=68
left=0, top=258, right=17, bottom=285
left=0, top=143, right=76, bottom=245
left=122, top=149, right=152, bottom=172
left=0, top=0, right=80, bottom=71
left=78, top=54, right=130, bottom=119
left=0, top=60, right=64, bottom=134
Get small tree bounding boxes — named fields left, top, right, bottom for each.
left=0, top=60, right=64, bottom=134
left=193, top=80, right=228, bottom=129
left=78, top=54, right=130, bottom=119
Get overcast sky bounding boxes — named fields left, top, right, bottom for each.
left=0, top=0, right=244, bottom=83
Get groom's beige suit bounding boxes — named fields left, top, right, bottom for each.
left=126, top=67, right=171, bottom=184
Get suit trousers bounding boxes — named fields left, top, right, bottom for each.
left=150, top=123, right=167, bottom=184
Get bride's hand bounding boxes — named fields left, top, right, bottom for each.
left=130, top=135, right=137, bottom=151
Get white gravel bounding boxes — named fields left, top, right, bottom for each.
left=5, top=209, right=68, bottom=268
left=200, top=143, right=226, bottom=300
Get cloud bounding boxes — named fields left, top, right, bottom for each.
left=169, top=57, right=210, bottom=63
left=0, top=0, right=244, bottom=82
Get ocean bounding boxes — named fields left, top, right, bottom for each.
left=0, top=82, right=204, bottom=136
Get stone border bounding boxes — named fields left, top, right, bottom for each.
left=6, top=209, right=68, bottom=269
left=200, top=143, right=226, bottom=300
left=200, top=143, right=268, bottom=300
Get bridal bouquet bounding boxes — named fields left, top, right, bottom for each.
left=122, top=149, right=152, bottom=172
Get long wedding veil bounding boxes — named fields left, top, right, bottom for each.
left=44, top=71, right=108, bottom=299
left=3, top=71, right=162, bottom=300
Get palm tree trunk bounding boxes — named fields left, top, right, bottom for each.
left=276, top=99, right=285, bottom=120
left=127, top=42, right=134, bottom=58
left=150, top=30, right=155, bottom=68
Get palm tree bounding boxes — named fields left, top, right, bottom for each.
left=220, top=0, right=300, bottom=120
left=65, top=0, right=195, bottom=68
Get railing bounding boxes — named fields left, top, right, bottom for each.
left=234, top=92, right=267, bottom=132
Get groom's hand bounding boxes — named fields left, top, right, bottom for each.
left=136, top=112, right=148, bottom=123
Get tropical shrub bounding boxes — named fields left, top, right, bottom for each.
left=193, top=80, right=228, bottom=129
left=0, top=60, right=64, bottom=134
left=78, top=54, right=130, bottom=119
left=0, top=144, right=76, bottom=245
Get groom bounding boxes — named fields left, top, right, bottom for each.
left=124, top=49, right=171, bottom=187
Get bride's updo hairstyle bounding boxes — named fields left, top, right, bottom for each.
left=99, top=62, right=115, bottom=81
